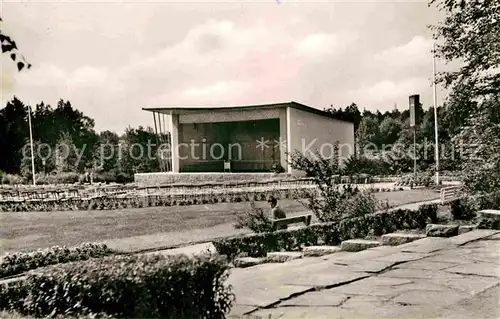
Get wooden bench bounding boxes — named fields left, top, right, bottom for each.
left=440, top=185, right=463, bottom=204
left=271, top=214, right=312, bottom=231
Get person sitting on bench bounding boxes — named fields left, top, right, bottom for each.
left=268, top=196, right=287, bottom=229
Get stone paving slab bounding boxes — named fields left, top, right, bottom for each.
left=228, top=230, right=500, bottom=319
left=399, top=237, right=452, bottom=253
left=227, top=305, right=257, bottom=318
left=332, top=260, right=396, bottom=273
left=266, top=251, right=302, bottom=261
left=340, top=239, right=380, bottom=252
left=449, top=229, right=500, bottom=245
left=234, top=284, right=314, bottom=308
left=392, top=289, right=469, bottom=307
left=282, top=268, right=370, bottom=288
left=371, top=251, right=427, bottom=264
left=302, top=245, right=341, bottom=257
left=398, top=259, right=457, bottom=270
left=280, top=291, right=349, bottom=307
left=432, top=283, right=500, bottom=319
left=444, top=262, right=500, bottom=278
left=381, top=233, right=426, bottom=246
left=324, top=245, right=400, bottom=262
left=431, top=275, right=500, bottom=295
left=489, top=233, right=500, bottom=240
left=378, top=267, right=466, bottom=280
left=252, top=303, right=440, bottom=319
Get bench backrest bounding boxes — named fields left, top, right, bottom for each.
left=272, top=214, right=312, bottom=230
left=440, top=185, right=463, bottom=204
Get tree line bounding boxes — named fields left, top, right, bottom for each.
left=0, top=97, right=168, bottom=183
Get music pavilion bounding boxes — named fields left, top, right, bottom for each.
left=139, top=101, right=354, bottom=182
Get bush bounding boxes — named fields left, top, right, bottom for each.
left=1, top=174, right=23, bottom=185
left=0, top=243, right=112, bottom=279
left=450, top=198, right=476, bottom=220
left=234, top=202, right=274, bottom=233
left=450, top=191, right=500, bottom=221
left=342, top=190, right=379, bottom=219
left=0, top=254, right=233, bottom=319
left=214, top=205, right=438, bottom=259
left=52, top=172, right=80, bottom=184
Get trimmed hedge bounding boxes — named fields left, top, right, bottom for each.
left=214, top=204, right=438, bottom=259
left=0, top=243, right=112, bottom=279
left=0, top=254, right=233, bottom=319
left=0, top=188, right=315, bottom=212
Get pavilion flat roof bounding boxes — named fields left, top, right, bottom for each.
left=142, top=101, right=353, bottom=124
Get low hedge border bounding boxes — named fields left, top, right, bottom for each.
left=213, top=204, right=438, bottom=259
left=0, top=243, right=113, bottom=279
left=0, top=188, right=315, bottom=212
left=0, top=254, right=234, bottom=319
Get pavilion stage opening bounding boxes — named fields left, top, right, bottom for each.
left=178, top=118, right=281, bottom=173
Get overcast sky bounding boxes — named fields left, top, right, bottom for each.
left=1, top=0, right=447, bottom=133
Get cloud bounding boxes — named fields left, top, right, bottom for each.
left=296, top=32, right=356, bottom=59
left=67, top=66, right=108, bottom=89
left=346, top=77, right=430, bottom=105
left=372, top=36, right=433, bottom=70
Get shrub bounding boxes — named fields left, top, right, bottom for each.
left=418, top=204, right=439, bottom=223
left=214, top=205, right=438, bottom=259
left=270, top=163, right=285, bottom=174
left=234, top=202, right=274, bottom=233
left=0, top=243, right=112, bottom=278
left=1, top=174, right=23, bottom=185
left=450, top=198, right=476, bottom=220
left=53, top=172, right=80, bottom=184
left=342, top=190, right=379, bottom=219
left=0, top=254, right=233, bottom=319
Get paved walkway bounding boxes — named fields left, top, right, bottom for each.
left=227, top=230, right=500, bottom=319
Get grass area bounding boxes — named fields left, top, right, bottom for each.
left=0, top=189, right=440, bottom=254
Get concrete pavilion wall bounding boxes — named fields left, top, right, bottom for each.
left=287, top=107, right=355, bottom=176
left=173, top=107, right=288, bottom=173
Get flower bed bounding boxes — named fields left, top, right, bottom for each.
left=213, top=204, right=438, bottom=259
left=0, top=254, right=233, bottom=319
left=0, top=188, right=315, bottom=212
left=0, top=243, right=112, bottom=279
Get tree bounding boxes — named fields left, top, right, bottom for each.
left=430, top=0, right=500, bottom=192
left=118, top=126, right=161, bottom=175
left=454, top=97, right=500, bottom=193
left=0, top=16, right=31, bottom=71
left=430, top=0, right=500, bottom=97
left=357, top=116, right=380, bottom=153
left=0, top=97, right=28, bottom=173
left=91, top=130, right=120, bottom=173
left=325, top=103, right=362, bottom=131
left=379, top=117, right=403, bottom=146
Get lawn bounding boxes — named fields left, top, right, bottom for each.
left=0, top=189, right=440, bottom=254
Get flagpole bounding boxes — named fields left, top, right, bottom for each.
left=433, top=42, right=440, bottom=185
left=28, top=104, right=36, bottom=185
